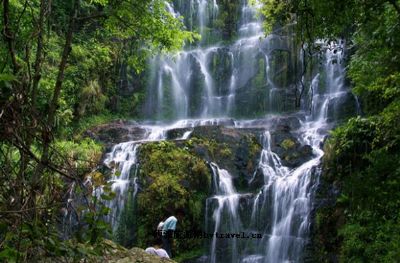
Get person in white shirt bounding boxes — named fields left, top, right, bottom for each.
left=161, top=210, right=184, bottom=258
left=162, top=215, right=177, bottom=257
left=145, top=238, right=170, bottom=259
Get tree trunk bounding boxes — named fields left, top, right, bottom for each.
left=2, top=0, right=20, bottom=73
left=32, top=0, right=80, bottom=195
left=31, top=0, right=48, bottom=111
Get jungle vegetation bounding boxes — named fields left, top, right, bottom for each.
left=260, top=0, right=400, bottom=261
left=0, top=0, right=194, bottom=261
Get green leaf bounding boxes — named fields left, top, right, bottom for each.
left=100, top=192, right=116, bottom=201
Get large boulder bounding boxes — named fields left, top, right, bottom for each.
left=188, top=125, right=263, bottom=191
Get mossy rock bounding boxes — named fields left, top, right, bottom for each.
left=112, top=247, right=176, bottom=263
left=84, top=120, right=147, bottom=146
left=186, top=125, right=263, bottom=191
left=40, top=240, right=176, bottom=263
left=135, top=141, right=211, bottom=256
left=270, top=130, right=313, bottom=168
left=281, top=138, right=296, bottom=150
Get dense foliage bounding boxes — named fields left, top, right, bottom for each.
left=260, top=0, right=400, bottom=261
left=0, top=0, right=193, bottom=261
left=323, top=115, right=400, bottom=262
left=136, top=141, right=210, bottom=259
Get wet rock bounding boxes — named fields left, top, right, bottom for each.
left=248, top=167, right=265, bottom=191
left=236, top=115, right=302, bottom=131
left=238, top=193, right=256, bottom=226
left=181, top=255, right=208, bottom=263
left=272, top=115, right=302, bottom=131
left=270, top=130, right=313, bottom=168
left=166, top=128, right=192, bottom=140
left=189, top=125, right=263, bottom=190
left=326, top=92, right=358, bottom=122
left=208, top=47, right=234, bottom=95
left=187, top=54, right=206, bottom=117
left=261, top=35, right=292, bottom=54
left=85, top=120, right=147, bottom=145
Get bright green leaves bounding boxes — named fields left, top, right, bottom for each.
left=54, top=138, right=103, bottom=174
left=88, top=0, right=109, bottom=6
left=0, top=73, right=16, bottom=86
left=260, top=0, right=290, bottom=35
left=323, top=103, right=400, bottom=262
left=103, top=0, right=195, bottom=54
left=347, top=5, right=400, bottom=115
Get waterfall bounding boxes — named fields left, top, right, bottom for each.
left=99, top=124, right=181, bottom=232
left=205, top=128, right=321, bottom=262
left=262, top=130, right=322, bottom=262
left=99, top=119, right=238, bottom=232
left=208, top=163, right=242, bottom=263
left=201, top=42, right=355, bottom=262
left=103, top=142, right=140, bottom=230
left=144, top=0, right=276, bottom=119
left=96, top=1, right=360, bottom=262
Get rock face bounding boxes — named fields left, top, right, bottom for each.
left=41, top=240, right=176, bottom=263
left=187, top=125, right=263, bottom=190
left=270, top=128, right=313, bottom=168
left=84, top=120, right=147, bottom=145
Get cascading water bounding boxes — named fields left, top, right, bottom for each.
left=144, top=0, right=294, bottom=119
left=96, top=0, right=360, bottom=262
left=100, top=119, right=236, bottom=232
left=207, top=163, right=242, bottom=263
left=202, top=43, right=353, bottom=263
left=103, top=142, right=140, bottom=230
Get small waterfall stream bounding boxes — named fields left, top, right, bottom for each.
left=103, top=142, right=140, bottom=230
left=208, top=163, right=242, bottom=263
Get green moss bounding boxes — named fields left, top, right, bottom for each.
left=281, top=138, right=295, bottom=150
left=247, top=135, right=262, bottom=157
left=219, top=144, right=233, bottom=158
left=136, top=141, right=211, bottom=256
left=186, top=136, right=219, bottom=159
left=253, top=57, right=266, bottom=88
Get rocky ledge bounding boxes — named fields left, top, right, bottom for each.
left=40, top=240, right=175, bottom=263
left=106, top=247, right=175, bottom=263
left=84, top=120, right=147, bottom=146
